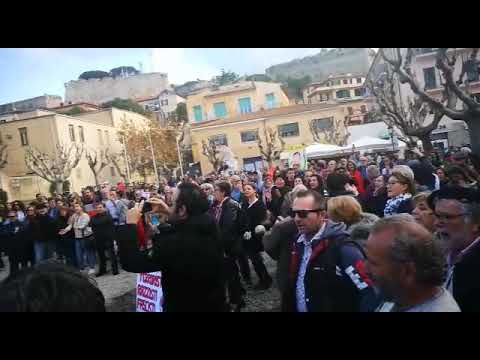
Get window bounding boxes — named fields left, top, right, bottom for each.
left=336, top=89, right=350, bottom=98
left=311, top=117, right=333, bottom=130
left=265, top=93, right=275, bottom=109
left=423, top=67, right=437, bottom=89
left=105, top=130, right=110, bottom=146
left=356, top=78, right=362, bottom=84
left=349, top=79, right=353, bottom=84
left=240, top=130, right=258, bottom=143
left=360, top=105, right=367, bottom=113
left=335, top=80, right=341, bottom=85
left=343, top=79, right=348, bottom=85
left=238, top=97, right=252, bottom=114
left=213, top=102, right=227, bottom=118
left=320, top=93, right=329, bottom=102
left=161, top=99, right=168, bottom=106
left=19, top=127, right=28, bottom=146
left=278, top=123, right=299, bottom=138
left=145, top=105, right=150, bottom=110
left=243, top=156, right=263, bottom=172
left=347, top=107, right=354, bottom=115
left=193, top=105, right=202, bottom=122
left=78, top=126, right=85, bottom=143
left=68, top=125, right=76, bottom=142
left=97, top=129, right=103, bottom=146
left=209, top=134, right=228, bottom=146
left=354, top=88, right=366, bottom=97
left=110, top=167, right=116, bottom=177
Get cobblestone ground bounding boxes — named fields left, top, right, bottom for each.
left=0, top=254, right=281, bottom=312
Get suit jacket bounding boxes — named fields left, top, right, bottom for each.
left=452, top=240, right=480, bottom=312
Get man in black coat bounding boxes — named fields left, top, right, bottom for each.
left=32, top=204, right=57, bottom=264
left=90, top=203, right=118, bottom=277
left=428, top=186, right=480, bottom=311
left=213, top=181, right=245, bottom=311
left=117, top=182, right=227, bottom=312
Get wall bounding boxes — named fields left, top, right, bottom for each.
left=65, top=72, right=169, bottom=105
left=0, top=95, right=63, bottom=114
left=0, top=109, right=56, bottom=122
left=190, top=106, right=346, bottom=173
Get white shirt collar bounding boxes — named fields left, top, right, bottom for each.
left=297, top=222, right=326, bottom=244
left=248, top=198, right=258, bottom=208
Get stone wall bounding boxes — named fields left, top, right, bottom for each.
left=65, top=72, right=169, bottom=105
left=0, top=95, right=63, bottom=114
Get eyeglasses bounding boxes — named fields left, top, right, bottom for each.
left=387, top=181, right=403, bottom=186
left=290, top=209, right=322, bottom=219
left=434, top=212, right=470, bottom=221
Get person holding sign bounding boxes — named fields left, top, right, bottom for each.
left=117, top=183, right=227, bottom=312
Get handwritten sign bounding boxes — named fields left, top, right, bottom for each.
left=136, top=272, right=163, bottom=312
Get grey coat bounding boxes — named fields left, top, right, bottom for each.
left=262, top=217, right=298, bottom=294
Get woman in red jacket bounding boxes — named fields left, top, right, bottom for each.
left=347, top=160, right=366, bottom=195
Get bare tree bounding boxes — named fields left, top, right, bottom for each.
left=85, top=148, right=110, bottom=186
left=25, top=143, right=83, bottom=194
left=109, top=152, right=127, bottom=180
left=202, top=140, right=222, bottom=172
left=309, top=117, right=350, bottom=146
left=0, top=144, right=8, bottom=169
left=257, top=126, right=286, bottom=167
left=378, top=48, right=480, bottom=153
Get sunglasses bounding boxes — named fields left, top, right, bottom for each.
left=290, top=209, right=322, bottom=218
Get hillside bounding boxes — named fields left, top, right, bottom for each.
left=266, top=48, right=375, bottom=83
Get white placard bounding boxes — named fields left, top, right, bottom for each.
left=136, top=272, right=163, bottom=312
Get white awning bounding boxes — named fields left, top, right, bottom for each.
left=305, top=143, right=347, bottom=158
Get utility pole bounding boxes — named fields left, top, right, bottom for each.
left=147, top=130, right=160, bottom=186
left=122, top=134, right=131, bottom=183
left=176, top=133, right=184, bottom=178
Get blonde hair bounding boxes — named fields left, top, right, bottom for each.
left=412, top=191, right=432, bottom=206
left=327, top=195, right=362, bottom=226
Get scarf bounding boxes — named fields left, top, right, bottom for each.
left=384, top=193, right=412, bottom=217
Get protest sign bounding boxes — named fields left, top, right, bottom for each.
left=136, top=272, right=163, bottom=312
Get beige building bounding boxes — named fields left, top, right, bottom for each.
left=186, top=81, right=290, bottom=123
left=190, top=103, right=347, bottom=173
left=0, top=108, right=150, bottom=201
left=303, top=74, right=370, bottom=125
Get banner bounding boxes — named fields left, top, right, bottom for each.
left=136, top=272, right=163, bottom=312
left=288, top=150, right=307, bottom=170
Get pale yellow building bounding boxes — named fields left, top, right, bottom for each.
left=0, top=108, right=150, bottom=201
left=186, top=81, right=290, bottom=123
left=190, top=103, right=348, bottom=173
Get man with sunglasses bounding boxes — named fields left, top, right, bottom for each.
left=283, top=190, right=379, bottom=312
left=428, top=186, right=480, bottom=312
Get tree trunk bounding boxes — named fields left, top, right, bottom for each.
left=55, top=181, right=63, bottom=194
left=93, top=172, right=100, bottom=186
left=419, top=134, right=434, bottom=157
left=466, top=117, right=480, bottom=155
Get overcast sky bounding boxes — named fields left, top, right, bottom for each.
left=0, top=48, right=334, bottom=104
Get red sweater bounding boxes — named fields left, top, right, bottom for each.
left=350, top=170, right=366, bottom=194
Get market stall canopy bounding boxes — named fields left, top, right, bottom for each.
left=346, top=136, right=407, bottom=151
left=305, top=143, right=348, bottom=158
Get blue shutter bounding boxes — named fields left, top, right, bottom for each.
left=213, top=102, right=227, bottom=118
left=265, top=93, right=275, bottom=109
left=193, top=105, right=202, bottom=122
left=238, top=97, right=252, bottom=114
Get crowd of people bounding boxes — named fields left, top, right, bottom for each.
left=1, top=144, right=479, bottom=312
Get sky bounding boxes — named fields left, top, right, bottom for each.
left=0, top=48, right=325, bottom=105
